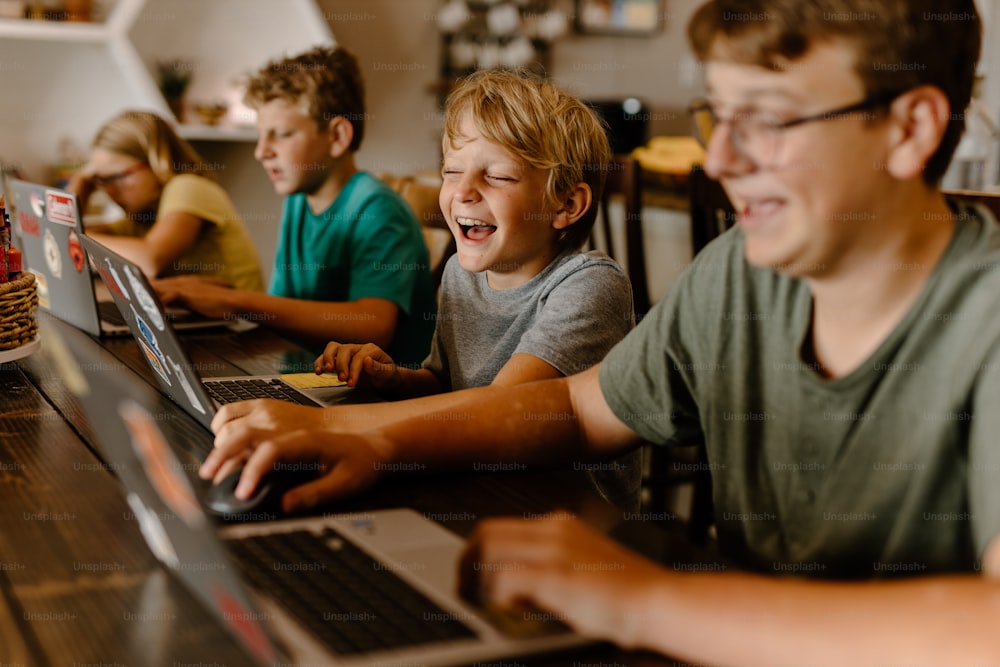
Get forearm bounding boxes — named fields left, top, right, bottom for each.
left=637, top=571, right=1000, bottom=666
left=373, top=377, right=588, bottom=470
left=380, top=367, right=448, bottom=400
left=225, top=293, right=397, bottom=350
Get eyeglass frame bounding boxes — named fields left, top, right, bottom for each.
left=93, top=162, right=149, bottom=188
left=687, top=90, right=904, bottom=166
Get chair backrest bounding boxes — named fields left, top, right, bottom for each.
left=593, top=154, right=651, bottom=318
left=379, top=173, right=455, bottom=286
left=688, top=165, right=736, bottom=257
left=943, top=189, right=1000, bottom=222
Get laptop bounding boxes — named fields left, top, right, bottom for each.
left=4, top=178, right=228, bottom=337
left=44, top=321, right=590, bottom=666
left=78, top=233, right=346, bottom=429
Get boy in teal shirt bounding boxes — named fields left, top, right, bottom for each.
left=156, top=46, right=435, bottom=366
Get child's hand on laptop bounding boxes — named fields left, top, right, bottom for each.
left=203, top=399, right=392, bottom=513
left=153, top=275, right=235, bottom=319
left=314, top=341, right=402, bottom=392
left=459, top=513, right=668, bottom=648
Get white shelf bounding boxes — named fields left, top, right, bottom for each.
left=0, top=0, right=334, bottom=179
left=0, top=17, right=110, bottom=42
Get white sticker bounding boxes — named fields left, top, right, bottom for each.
left=43, top=229, right=62, bottom=279
left=125, top=264, right=164, bottom=331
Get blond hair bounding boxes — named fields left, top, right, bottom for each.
left=443, top=69, right=611, bottom=250
left=244, top=45, right=366, bottom=152
left=92, top=110, right=211, bottom=184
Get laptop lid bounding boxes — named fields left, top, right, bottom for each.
left=78, top=233, right=218, bottom=429
left=43, top=322, right=282, bottom=665
left=44, top=321, right=590, bottom=667
left=5, top=178, right=103, bottom=336
left=78, top=234, right=342, bottom=431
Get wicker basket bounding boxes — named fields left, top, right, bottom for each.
left=0, top=273, right=38, bottom=351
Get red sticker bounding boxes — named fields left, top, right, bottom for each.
left=68, top=230, right=85, bottom=273
left=45, top=190, right=77, bottom=226
left=18, top=210, right=40, bottom=237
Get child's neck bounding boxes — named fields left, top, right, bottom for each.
left=807, top=189, right=956, bottom=378
left=305, top=155, right=358, bottom=214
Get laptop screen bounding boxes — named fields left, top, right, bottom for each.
left=5, top=178, right=102, bottom=335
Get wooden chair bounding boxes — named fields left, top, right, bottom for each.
left=689, top=164, right=737, bottom=255
left=943, top=189, right=1000, bottom=221
left=639, top=165, right=735, bottom=543
left=592, top=155, right=652, bottom=319
left=379, top=173, right=455, bottom=286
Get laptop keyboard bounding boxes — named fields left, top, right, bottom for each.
left=203, top=378, right=318, bottom=406
left=224, top=528, right=477, bottom=655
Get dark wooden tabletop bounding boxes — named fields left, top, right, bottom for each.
left=0, top=313, right=720, bottom=666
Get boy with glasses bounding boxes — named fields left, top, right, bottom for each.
left=202, top=1, right=1000, bottom=662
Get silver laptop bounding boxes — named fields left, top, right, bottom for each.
left=78, top=234, right=347, bottom=430
left=4, top=178, right=227, bottom=337
left=44, top=322, right=589, bottom=666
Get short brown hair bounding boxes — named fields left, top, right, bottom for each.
left=93, top=110, right=211, bottom=184
left=687, top=0, right=981, bottom=184
left=244, top=45, right=366, bottom=152
left=442, top=69, right=611, bottom=251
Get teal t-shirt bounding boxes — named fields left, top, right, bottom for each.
left=600, top=201, right=1000, bottom=579
left=269, top=171, right=437, bottom=366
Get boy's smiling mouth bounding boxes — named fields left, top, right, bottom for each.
left=456, top=216, right=498, bottom=241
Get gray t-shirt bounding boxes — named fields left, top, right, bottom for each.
left=425, top=249, right=641, bottom=508
left=600, top=201, right=1000, bottom=578
left=425, top=250, right=634, bottom=389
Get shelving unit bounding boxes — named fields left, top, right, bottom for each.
left=435, top=1, right=558, bottom=106
left=0, top=0, right=333, bottom=179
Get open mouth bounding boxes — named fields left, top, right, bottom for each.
left=456, top=216, right=497, bottom=241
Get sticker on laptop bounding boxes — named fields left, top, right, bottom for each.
left=29, top=191, right=44, bottom=218
left=43, top=229, right=62, bottom=279
left=45, top=190, right=77, bottom=226
left=17, top=209, right=40, bottom=237
left=121, top=400, right=205, bottom=527
left=169, top=356, right=206, bottom=415
left=125, top=265, right=164, bottom=331
left=68, top=230, right=85, bottom=273
left=133, top=305, right=171, bottom=384
left=97, top=257, right=129, bottom=303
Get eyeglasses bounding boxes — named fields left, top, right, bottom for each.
left=93, top=162, right=148, bottom=188
left=688, top=92, right=902, bottom=167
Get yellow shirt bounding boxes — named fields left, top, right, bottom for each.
left=107, top=174, right=264, bottom=291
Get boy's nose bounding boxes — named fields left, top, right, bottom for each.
left=254, top=137, right=273, bottom=161
left=451, top=173, right=481, bottom=202
left=703, top=123, right=755, bottom=180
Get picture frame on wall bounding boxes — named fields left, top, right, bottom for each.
left=575, top=0, right=662, bottom=35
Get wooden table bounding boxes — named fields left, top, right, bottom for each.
left=0, top=313, right=721, bottom=666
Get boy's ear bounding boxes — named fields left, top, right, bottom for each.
left=552, top=182, right=593, bottom=230
left=884, top=85, right=951, bottom=180
left=325, top=116, right=354, bottom=158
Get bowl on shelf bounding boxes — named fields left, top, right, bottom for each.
left=192, top=102, right=229, bottom=126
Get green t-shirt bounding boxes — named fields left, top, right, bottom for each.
left=600, top=201, right=1000, bottom=578
left=269, top=171, right=437, bottom=366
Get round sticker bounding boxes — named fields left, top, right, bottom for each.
left=125, top=265, right=164, bottom=331
left=43, top=229, right=62, bottom=279
left=68, top=230, right=86, bottom=273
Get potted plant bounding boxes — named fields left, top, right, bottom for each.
left=157, top=59, right=193, bottom=122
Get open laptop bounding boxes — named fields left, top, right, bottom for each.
left=44, top=321, right=590, bottom=666
left=4, top=178, right=228, bottom=337
left=78, top=233, right=346, bottom=429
